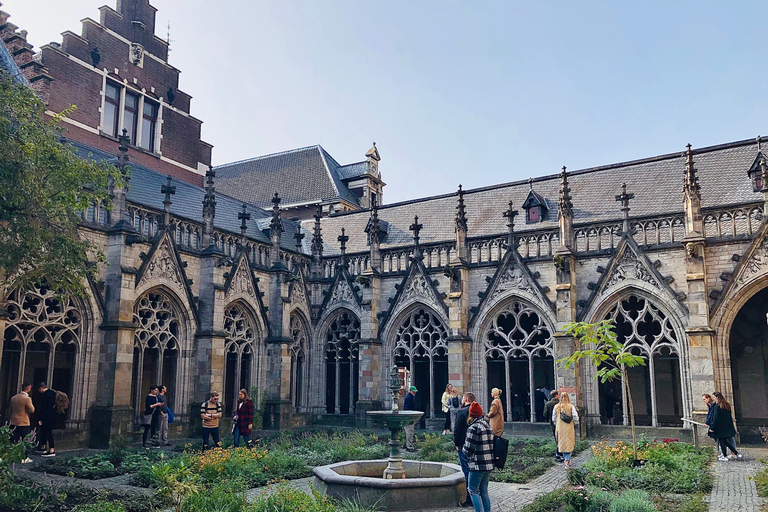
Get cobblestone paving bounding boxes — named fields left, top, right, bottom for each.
left=249, top=450, right=593, bottom=512
left=707, top=447, right=767, bottom=512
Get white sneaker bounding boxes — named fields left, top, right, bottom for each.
left=727, top=454, right=735, bottom=459
left=718, top=456, right=729, bottom=462
left=736, top=453, right=743, bottom=460
left=21, top=458, right=33, bottom=464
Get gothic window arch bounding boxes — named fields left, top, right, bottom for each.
left=289, top=311, right=309, bottom=412
left=132, top=289, right=182, bottom=416
left=392, top=306, right=449, bottom=417
left=483, top=299, right=555, bottom=422
left=600, top=295, right=683, bottom=427
left=223, top=301, right=260, bottom=414
left=1, top=282, right=82, bottom=427
left=324, top=309, right=361, bottom=415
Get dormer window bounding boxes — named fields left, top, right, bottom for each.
left=522, top=185, right=548, bottom=223
left=748, top=152, right=767, bottom=192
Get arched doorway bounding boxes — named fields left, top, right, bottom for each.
left=132, top=290, right=182, bottom=418
left=392, top=306, right=449, bottom=419
left=482, top=299, right=554, bottom=422
left=729, top=286, right=768, bottom=442
left=223, top=301, right=260, bottom=415
left=599, top=295, right=684, bottom=427
left=324, top=309, right=360, bottom=415
left=1, top=283, right=82, bottom=429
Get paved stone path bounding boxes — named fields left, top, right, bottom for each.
left=249, top=449, right=593, bottom=512
left=707, top=447, right=767, bottom=512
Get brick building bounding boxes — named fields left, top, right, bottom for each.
left=3, top=0, right=768, bottom=447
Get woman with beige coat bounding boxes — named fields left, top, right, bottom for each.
left=553, top=392, right=579, bottom=468
left=486, top=387, right=504, bottom=437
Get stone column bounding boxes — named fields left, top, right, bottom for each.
left=264, top=259, right=292, bottom=429
left=357, top=267, right=383, bottom=421
left=195, top=245, right=226, bottom=419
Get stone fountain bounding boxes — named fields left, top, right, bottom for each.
left=312, top=367, right=466, bottom=510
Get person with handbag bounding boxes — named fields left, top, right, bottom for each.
left=552, top=392, right=579, bottom=469
left=142, top=385, right=161, bottom=448
left=486, top=387, right=504, bottom=437
left=543, top=390, right=563, bottom=462
left=232, top=389, right=254, bottom=448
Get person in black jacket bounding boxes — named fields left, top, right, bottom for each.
left=34, top=382, right=57, bottom=457
left=710, top=391, right=741, bottom=462
left=453, top=392, right=475, bottom=508
left=542, top=390, right=562, bottom=462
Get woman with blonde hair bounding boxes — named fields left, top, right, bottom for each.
left=486, top=388, right=504, bottom=437
left=441, top=383, right=458, bottom=435
left=552, top=392, right=579, bottom=468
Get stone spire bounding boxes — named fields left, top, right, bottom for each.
left=761, top=158, right=768, bottom=218
left=293, top=228, right=305, bottom=253
left=454, top=185, right=468, bottom=262
left=311, top=206, right=323, bottom=258
left=683, top=144, right=701, bottom=200
left=338, top=228, right=349, bottom=268
left=503, top=201, right=518, bottom=248
left=109, top=129, right=132, bottom=229
left=558, top=166, right=574, bottom=250
left=368, top=198, right=382, bottom=271
left=238, top=204, right=250, bottom=241
left=615, top=182, right=634, bottom=234
left=201, top=169, right=216, bottom=248
left=409, top=215, right=423, bottom=258
left=269, top=192, right=283, bottom=267
left=161, top=175, right=175, bottom=230
left=682, top=144, right=704, bottom=237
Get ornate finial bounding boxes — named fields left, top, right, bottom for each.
left=270, top=192, right=283, bottom=237
left=161, top=175, right=176, bottom=228
left=528, top=177, right=533, bottom=190
left=683, top=143, right=701, bottom=199
left=117, top=128, right=130, bottom=173
left=455, top=185, right=468, bottom=232
left=758, top=135, right=762, bottom=152
left=238, top=204, right=251, bottom=238
left=369, top=196, right=381, bottom=245
left=503, top=201, right=518, bottom=246
left=409, top=215, right=423, bottom=246
left=615, top=183, right=635, bottom=233
left=294, top=228, right=305, bottom=252
left=202, top=169, right=216, bottom=218
left=558, top=166, right=573, bottom=219
left=311, top=205, right=323, bottom=257
left=338, top=228, right=349, bottom=256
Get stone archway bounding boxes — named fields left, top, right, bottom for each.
left=728, top=286, right=768, bottom=442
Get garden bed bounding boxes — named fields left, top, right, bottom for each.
left=521, top=487, right=707, bottom=512
left=32, top=448, right=173, bottom=479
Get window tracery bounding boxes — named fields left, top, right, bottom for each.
left=223, top=302, right=259, bottom=414
left=324, top=310, right=361, bottom=415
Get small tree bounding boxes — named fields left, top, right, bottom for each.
left=558, top=319, right=647, bottom=460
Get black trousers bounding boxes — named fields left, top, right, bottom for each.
left=444, top=411, right=451, bottom=431
left=552, top=427, right=562, bottom=458
left=718, top=437, right=738, bottom=457
left=37, top=421, right=55, bottom=450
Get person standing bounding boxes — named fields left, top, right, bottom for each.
left=34, top=382, right=57, bottom=457
left=543, top=390, right=562, bottom=462
left=552, top=392, right=579, bottom=469
left=200, top=391, right=222, bottom=450
left=486, top=388, right=504, bottom=437
left=441, top=384, right=457, bottom=435
left=233, top=389, right=254, bottom=448
left=534, top=387, right=547, bottom=422
left=453, top=392, right=475, bottom=508
left=462, top=402, right=494, bottom=512
left=710, top=391, right=741, bottom=462
left=157, top=385, right=170, bottom=446
left=142, top=385, right=161, bottom=448
left=403, top=386, right=418, bottom=452
left=9, top=382, right=34, bottom=463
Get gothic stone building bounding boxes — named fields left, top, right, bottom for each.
left=4, top=0, right=768, bottom=447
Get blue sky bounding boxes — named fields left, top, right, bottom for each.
left=9, top=1, right=768, bottom=204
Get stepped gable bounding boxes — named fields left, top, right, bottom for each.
left=214, top=145, right=361, bottom=209
left=307, top=138, right=762, bottom=255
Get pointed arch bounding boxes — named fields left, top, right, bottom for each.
left=472, top=294, right=557, bottom=423
left=222, top=299, right=263, bottom=415
left=289, top=309, right=310, bottom=412
left=316, top=307, right=361, bottom=415
left=584, top=286, right=690, bottom=428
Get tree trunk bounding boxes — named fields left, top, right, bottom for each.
left=623, top=367, right=638, bottom=460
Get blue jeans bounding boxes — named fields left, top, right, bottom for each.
left=233, top=427, right=250, bottom=448
left=457, top=449, right=470, bottom=503
left=468, top=470, right=492, bottom=512
left=563, top=452, right=572, bottom=461
left=202, top=427, right=220, bottom=450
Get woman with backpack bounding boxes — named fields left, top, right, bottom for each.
left=462, top=402, right=495, bottom=512
left=442, top=383, right=458, bottom=435
left=709, top=391, right=742, bottom=462
left=552, top=392, right=579, bottom=469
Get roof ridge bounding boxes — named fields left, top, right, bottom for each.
left=213, top=144, right=324, bottom=169
left=317, top=146, right=342, bottom=197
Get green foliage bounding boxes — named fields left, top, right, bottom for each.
left=149, top=458, right=200, bottom=512
left=491, top=437, right=590, bottom=483
left=753, top=463, right=768, bottom=497
left=34, top=448, right=170, bottom=479
left=416, top=433, right=457, bottom=462
left=72, top=503, right=126, bottom=512
left=0, top=424, right=28, bottom=481
left=0, top=73, right=123, bottom=295
left=248, top=485, right=337, bottom=512
left=678, top=494, right=707, bottom=512
left=608, top=490, right=656, bottom=512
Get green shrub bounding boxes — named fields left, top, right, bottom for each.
left=72, top=502, right=127, bottom=512
left=608, top=490, right=656, bottom=512
left=519, top=488, right=567, bottom=512
left=679, top=493, right=708, bottom=512
left=417, top=434, right=457, bottom=463
left=754, top=465, right=768, bottom=497
left=35, top=449, right=171, bottom=479
left=247, top=485, right=336, bottom=512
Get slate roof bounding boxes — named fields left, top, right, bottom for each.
left=337, top=161, right=369, bottom=180
left=305, top=137, right=766, bottom=256
left=213, top=145, right=360, bottom=209
left=67, top=139, right=302, bottom=250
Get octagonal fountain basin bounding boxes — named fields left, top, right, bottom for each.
left=313, top=460, right=466, bottom=511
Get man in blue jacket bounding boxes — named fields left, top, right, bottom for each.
left=403, top=386, right=417, bottom=452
